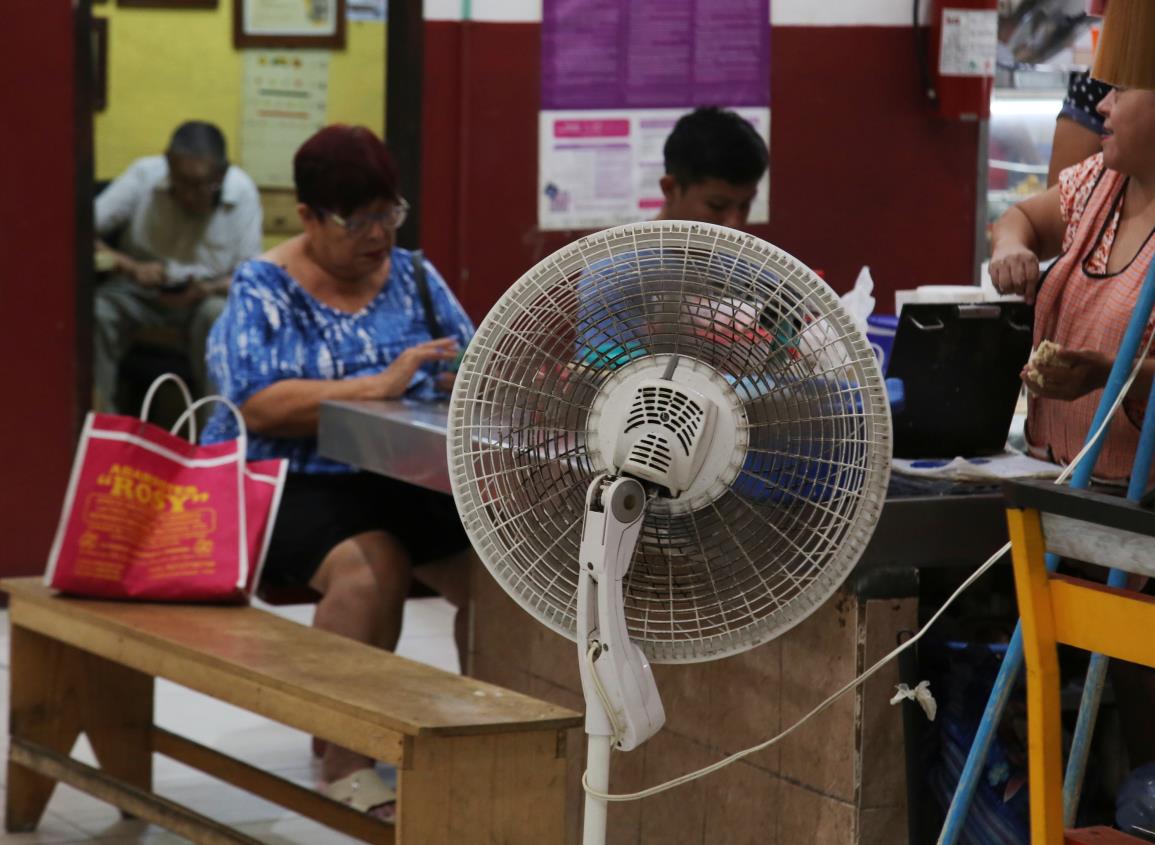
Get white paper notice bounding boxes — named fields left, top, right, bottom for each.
left=348, top=0, right=387, bottom=22
left=245, top=0, right=338, bottom=37
left=539, top=107, right=770, bottom=231
left=240, top=51, right=330, bottom=188
left=938, top=8, right=998, bottom=77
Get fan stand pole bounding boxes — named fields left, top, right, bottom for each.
left=576, top=474, right=667, bottom=845
left=582, top=735, right=612, bottom=845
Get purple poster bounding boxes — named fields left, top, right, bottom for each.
left=542, top=0, right=770, bottom=110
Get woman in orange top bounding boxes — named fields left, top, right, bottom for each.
left=990, top=84, right=1155, bottom=483
left=990, top=80, right=1155, bottom=770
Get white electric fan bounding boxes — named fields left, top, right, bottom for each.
left=447, top=221, right=891, bottom=843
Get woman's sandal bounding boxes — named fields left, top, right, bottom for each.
left=323, top=767, right=396, bottom=823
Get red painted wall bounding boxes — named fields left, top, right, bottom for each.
left=421, top=22, right=980, bottom=319
left=0, top=1, right=85, bottom=576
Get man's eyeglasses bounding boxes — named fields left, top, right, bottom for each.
left=325, top=199, right=410, bottom=236
left=170, top=174, right=225, bottom=196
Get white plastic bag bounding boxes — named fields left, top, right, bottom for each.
left=839, top=265, right=876, bottom=338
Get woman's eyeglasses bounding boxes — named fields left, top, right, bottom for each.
left=325, top=198, right=410, bottom=236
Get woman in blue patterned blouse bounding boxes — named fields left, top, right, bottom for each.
left=202, top=125, right=474, bottom=818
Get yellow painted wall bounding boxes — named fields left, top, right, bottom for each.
left=93, top=5, right=386, bottom=182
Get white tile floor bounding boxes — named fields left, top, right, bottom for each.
left=0, top=596, right=461, bottom=843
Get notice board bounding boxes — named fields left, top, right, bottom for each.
left=539, top=0, right=771, bottom=230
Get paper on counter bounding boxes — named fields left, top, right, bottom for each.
left=892, top=449, right=1063, bottom=481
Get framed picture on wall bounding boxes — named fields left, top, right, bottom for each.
left=117, top=0, right=218, bottom=7
left=234, top=0, right=346, bottom=49
left=92, top=17, right=108, bottom=112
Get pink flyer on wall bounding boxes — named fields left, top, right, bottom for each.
left=539, top=0, right=771, bottom=231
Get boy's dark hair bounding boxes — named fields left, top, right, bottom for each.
left=167, top=121, right=228, bottom=169
left=663, top=107, right=768, bottom=187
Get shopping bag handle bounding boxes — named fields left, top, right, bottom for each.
left=173, top=394, right=250, bottom=589
left=141, top=374, right=196, bottom=443
left=173, top=395, right=247, bottom=454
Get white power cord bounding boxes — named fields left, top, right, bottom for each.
left=585, top=641, right=625, bottom=747
left=584, top=332, right=1155, bottom=802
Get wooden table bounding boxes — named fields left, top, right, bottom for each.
left=319, top=400, right=1015, bottom=844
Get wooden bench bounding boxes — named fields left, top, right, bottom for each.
left=1, top=578, right=582, bottom=844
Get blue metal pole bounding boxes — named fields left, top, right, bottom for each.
left=938, top=262, right=1155, bottom=844
left=1062, top=308, right=1155, bottom=824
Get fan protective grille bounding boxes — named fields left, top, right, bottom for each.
left=448, top=222, right=891, bottom=663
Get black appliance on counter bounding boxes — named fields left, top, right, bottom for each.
left=888, top=302, right=1033, bottom=459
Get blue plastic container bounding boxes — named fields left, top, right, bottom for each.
left=730, top=378, right=867, bottom=505
left=867, top=314, right=899, bottom=375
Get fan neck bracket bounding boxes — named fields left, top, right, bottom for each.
left=577, top=473, right=666, bottom=752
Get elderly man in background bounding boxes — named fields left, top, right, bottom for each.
left=94, top=120, right=262, bottom=411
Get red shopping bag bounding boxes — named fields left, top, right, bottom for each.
left=45, top=376, right=286, bottom=602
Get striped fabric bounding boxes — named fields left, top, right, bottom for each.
left=1026, top=155, right=1155, bottom=482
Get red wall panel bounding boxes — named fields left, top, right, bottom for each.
left=421, top=22, right=980, bottom=319
left=763, top=27, right=979, bottom=305
left=421, top=22, right=465, bottom=292
left=0, top=1, right=85, bottom=575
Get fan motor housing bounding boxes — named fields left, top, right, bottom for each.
left=589, top=355, right=748, bottom=515
left=612, top=378, right=717, bottom=497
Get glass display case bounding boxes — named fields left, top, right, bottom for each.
left=986, top=11, right=1098, bottom=230
left=988, top=88, right=1064, bottom=226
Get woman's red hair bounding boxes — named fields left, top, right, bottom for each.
left=293, top=125, right=400, bottom=215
